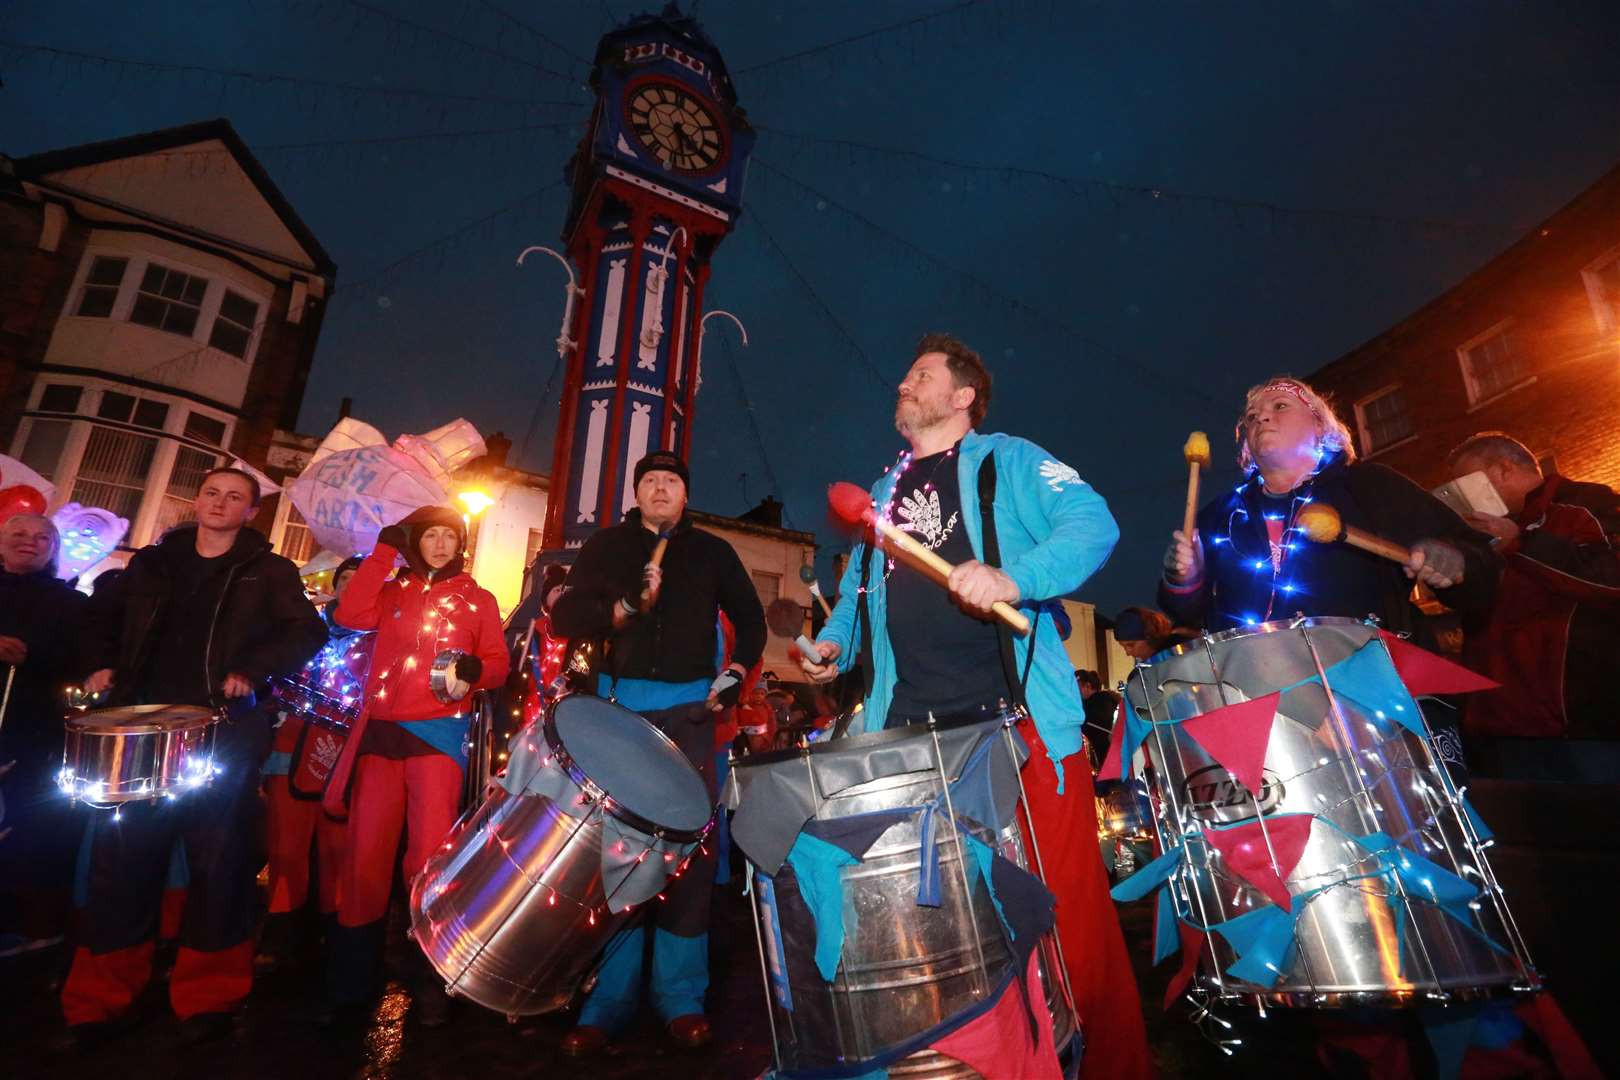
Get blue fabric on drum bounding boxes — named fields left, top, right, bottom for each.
left=784, top=832, right=860, bottom=982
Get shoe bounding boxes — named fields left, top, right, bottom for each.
left=560, top=1024, right=609, bottom=1057
left=179, top=1011, right=235, bottom=1045
left=62, top=1013, right=140, bottom=1052
left=667, top=1013, right=712, bottom=1049
left=413, top=985, right=452, bottom=1029
left=316, top=1001, right=372, bottom=1030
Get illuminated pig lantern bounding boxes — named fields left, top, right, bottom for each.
left=51, top=503, right=130, bottom=580
left=287, top=417, right=486, bottom=556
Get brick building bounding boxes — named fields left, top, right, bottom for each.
left=1310, top=163, right=1620, bottom=490
left=0, top=119, right=335, bottom=557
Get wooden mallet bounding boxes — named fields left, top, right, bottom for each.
left=827, top=481, right=1031, bottom=635
left=1182, top=431, right=1210, bottom=542
left=1297, top=503, right=1411, bottom=564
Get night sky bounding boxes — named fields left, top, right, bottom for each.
left=5, top=1, right=1619, bottom=613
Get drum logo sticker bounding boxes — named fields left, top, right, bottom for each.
left=1182, top=765, right=1284, bottom=823
left=754, top=875, right=793, bottom=1013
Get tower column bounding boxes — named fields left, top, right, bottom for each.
left=597, top=209, right=653, bottom=527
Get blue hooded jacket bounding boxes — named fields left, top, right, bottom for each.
left=818, top=430, right=1120, bottom=791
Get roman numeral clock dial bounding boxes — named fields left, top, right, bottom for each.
left=627, top=83, right=724, bottom=173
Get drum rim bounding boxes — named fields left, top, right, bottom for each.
left=735, top=709, right=1014, bottom=771
left=543, top=694, right=714, bottom=843
left=1137, top=615, right=1377, bottom=667
left=66, top=704, right=218, bottom=734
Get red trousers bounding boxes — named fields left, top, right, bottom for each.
left=1016, top=717, right=1153, bottom=1080
left=337, top=753, right=462, bottom=928
left=264, top=775, right=347, bottom=916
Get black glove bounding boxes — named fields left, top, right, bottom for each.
left=377, top=524, right=409, bottom=552
left=709, top=667, right=744, bottom=709
left=454, top=655, right=483, bottom=684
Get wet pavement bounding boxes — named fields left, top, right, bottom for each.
left=1, top=881, right=1332, bottom=1080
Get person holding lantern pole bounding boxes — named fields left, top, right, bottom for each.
left=321, top=507, right=508, bottom=1028
left=550, top=449, right=765, bottom=1056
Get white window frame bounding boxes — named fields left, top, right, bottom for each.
left=268, top=493, right=318, bottom=565
left=1582, top=243, right=1620, bottom=337
left=1456, top=319, right=1535, bottom=410
left=63, top=247, right=271, bottom=367
left=1353, top=383, right=1417, bottom=458
left=7, top=374, right=236, bottom=547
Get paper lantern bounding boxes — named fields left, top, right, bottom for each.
left=51, top=502, right=130, bottom=580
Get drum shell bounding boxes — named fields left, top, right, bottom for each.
left=62, top=707, right=217, bottom=804
left=750, top=733, right=1075, bottom=1077
left=1125, top=618, right=1534, bottom=1007
left=410, top=775, right=622, bottom=1017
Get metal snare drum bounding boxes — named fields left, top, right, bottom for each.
left=60, top=704, right=220, bottom=805
left=1125, top=617, right=1538, bottom=1008
left=730, top=716, right=1078, bottom=1079
left=409, top=693, right=715, bottom=1019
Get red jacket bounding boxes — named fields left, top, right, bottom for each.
left=335, top=544, right=510, bottom=722
left=1463, top=474, right=1620, bottom=739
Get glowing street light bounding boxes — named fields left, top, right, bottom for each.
left=458, top=489, right=495, bottom=517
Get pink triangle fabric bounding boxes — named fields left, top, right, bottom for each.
left=1201, top=814, right=1314, bottom=911
left=1378, top=630, right=1499, bottom=695
left=931, top=951, right=1062, bottom=1079
left=1179, top=692, right=1279, bottom=799
left=1095, top=718, right=1126, bottom=780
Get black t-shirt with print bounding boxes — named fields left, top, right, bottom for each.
left=885, top=449, right=1008, bottom=725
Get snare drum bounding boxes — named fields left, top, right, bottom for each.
left=61, top=704, right=221, bottom=805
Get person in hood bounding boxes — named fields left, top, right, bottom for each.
left=322, top=506, right=508, bottom=1028
left=257, top=554, right=369, bottom=971
left=62, top=468, right=327, bottom=1046
left=0, top=513, right=88, bottom=955
left=551, top=450, right=764, bottom=1057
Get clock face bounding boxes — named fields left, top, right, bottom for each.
left=626, top=82, right=725, bottom=174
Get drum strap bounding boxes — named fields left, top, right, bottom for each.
left=977, top=452, right=1040, bottom=710
left=854, top=537, right=876, bottom=698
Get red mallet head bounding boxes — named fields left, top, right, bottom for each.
left=827, top=482, right=875, bottom=528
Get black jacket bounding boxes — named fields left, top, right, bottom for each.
left=0, top=564, right=88, bottom=766
left=1159, top=455, right=1497, bottom=645
left=84, top=525, right=327, bottom=708
left=552, top=510, right=765, bottom=685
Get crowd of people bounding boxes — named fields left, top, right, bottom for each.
left=0, top=331, right=1615, bottom=1076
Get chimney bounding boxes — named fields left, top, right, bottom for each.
left=485, top=431, right=512, bottom=469
left=338, top=396, right=352, bottom=421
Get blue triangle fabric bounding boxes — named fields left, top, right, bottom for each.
left=784, top=832, right=860, bottom=982
left=803, top=807, right=916, bottom=861
left=1357, top=831, right=1481, bottom=926
left=915, top=803, right=942, bottom=908
left=1118, top=695, right=1152, bottom=778
left=1421, top=1002, right=1486, bottom=1080
left=1109, top=845, right=1183, bottom=903
left=1210, top=905, right=1299, bottom=986
left=1322, top=642, right=1427, bottom=738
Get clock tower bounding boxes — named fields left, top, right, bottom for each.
left=542, top=5, right=753, bottom=550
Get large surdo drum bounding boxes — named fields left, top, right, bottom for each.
left=409, top=693, right=715, bottom=1019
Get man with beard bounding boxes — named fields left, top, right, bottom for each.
left=800, top=334, right=1150, bottom=1078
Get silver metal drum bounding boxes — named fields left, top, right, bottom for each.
left=1125, top=617, right=1538, bottom=1007
left=733, top=716, right=1076, bottom=1078
left=59, top=704, right=220, bottom=805
left=409, top=693, right=714, bottom=1019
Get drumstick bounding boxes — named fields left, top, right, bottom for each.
left=828, top=482, right=1032, bottom=635
left=0, top=665, right=14, bottom=736
left=1182, top=432, right=1210, bottom=542
left=799, top=565, right=834, bottom=619
left=649, top=534, right=670, bottom=569
left=1297, top=503, right=1412, bottom=564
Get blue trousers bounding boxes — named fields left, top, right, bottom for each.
left=578, top=701, right=717, bottom=1030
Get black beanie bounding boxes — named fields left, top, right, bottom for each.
left=633, top=450, right=689, bottom=489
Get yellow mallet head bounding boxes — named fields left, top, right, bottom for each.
left=1183, top=431, right=1211, bottom=469
left=1297, top=502, right=1345, bottom=543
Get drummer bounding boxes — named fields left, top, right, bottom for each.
left=257, top=553, right=366, bottom=971
left=550, top=449, right=765, bottom=1056
left=321, top=507, right=508, bottom=1028
left=800, top=334, right=1152, bottom=1079
left=62, top=468, right=327, bottom=1045
left=1159, top=376, right=1496, bottom=774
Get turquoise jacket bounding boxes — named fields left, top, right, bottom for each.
left=818, top=430, right=1119, bottom=791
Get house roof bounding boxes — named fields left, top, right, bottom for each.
left=12, top=118, right=336, bottom=277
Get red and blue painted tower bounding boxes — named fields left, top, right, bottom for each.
left=542, top=7, right=753, bottom=550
